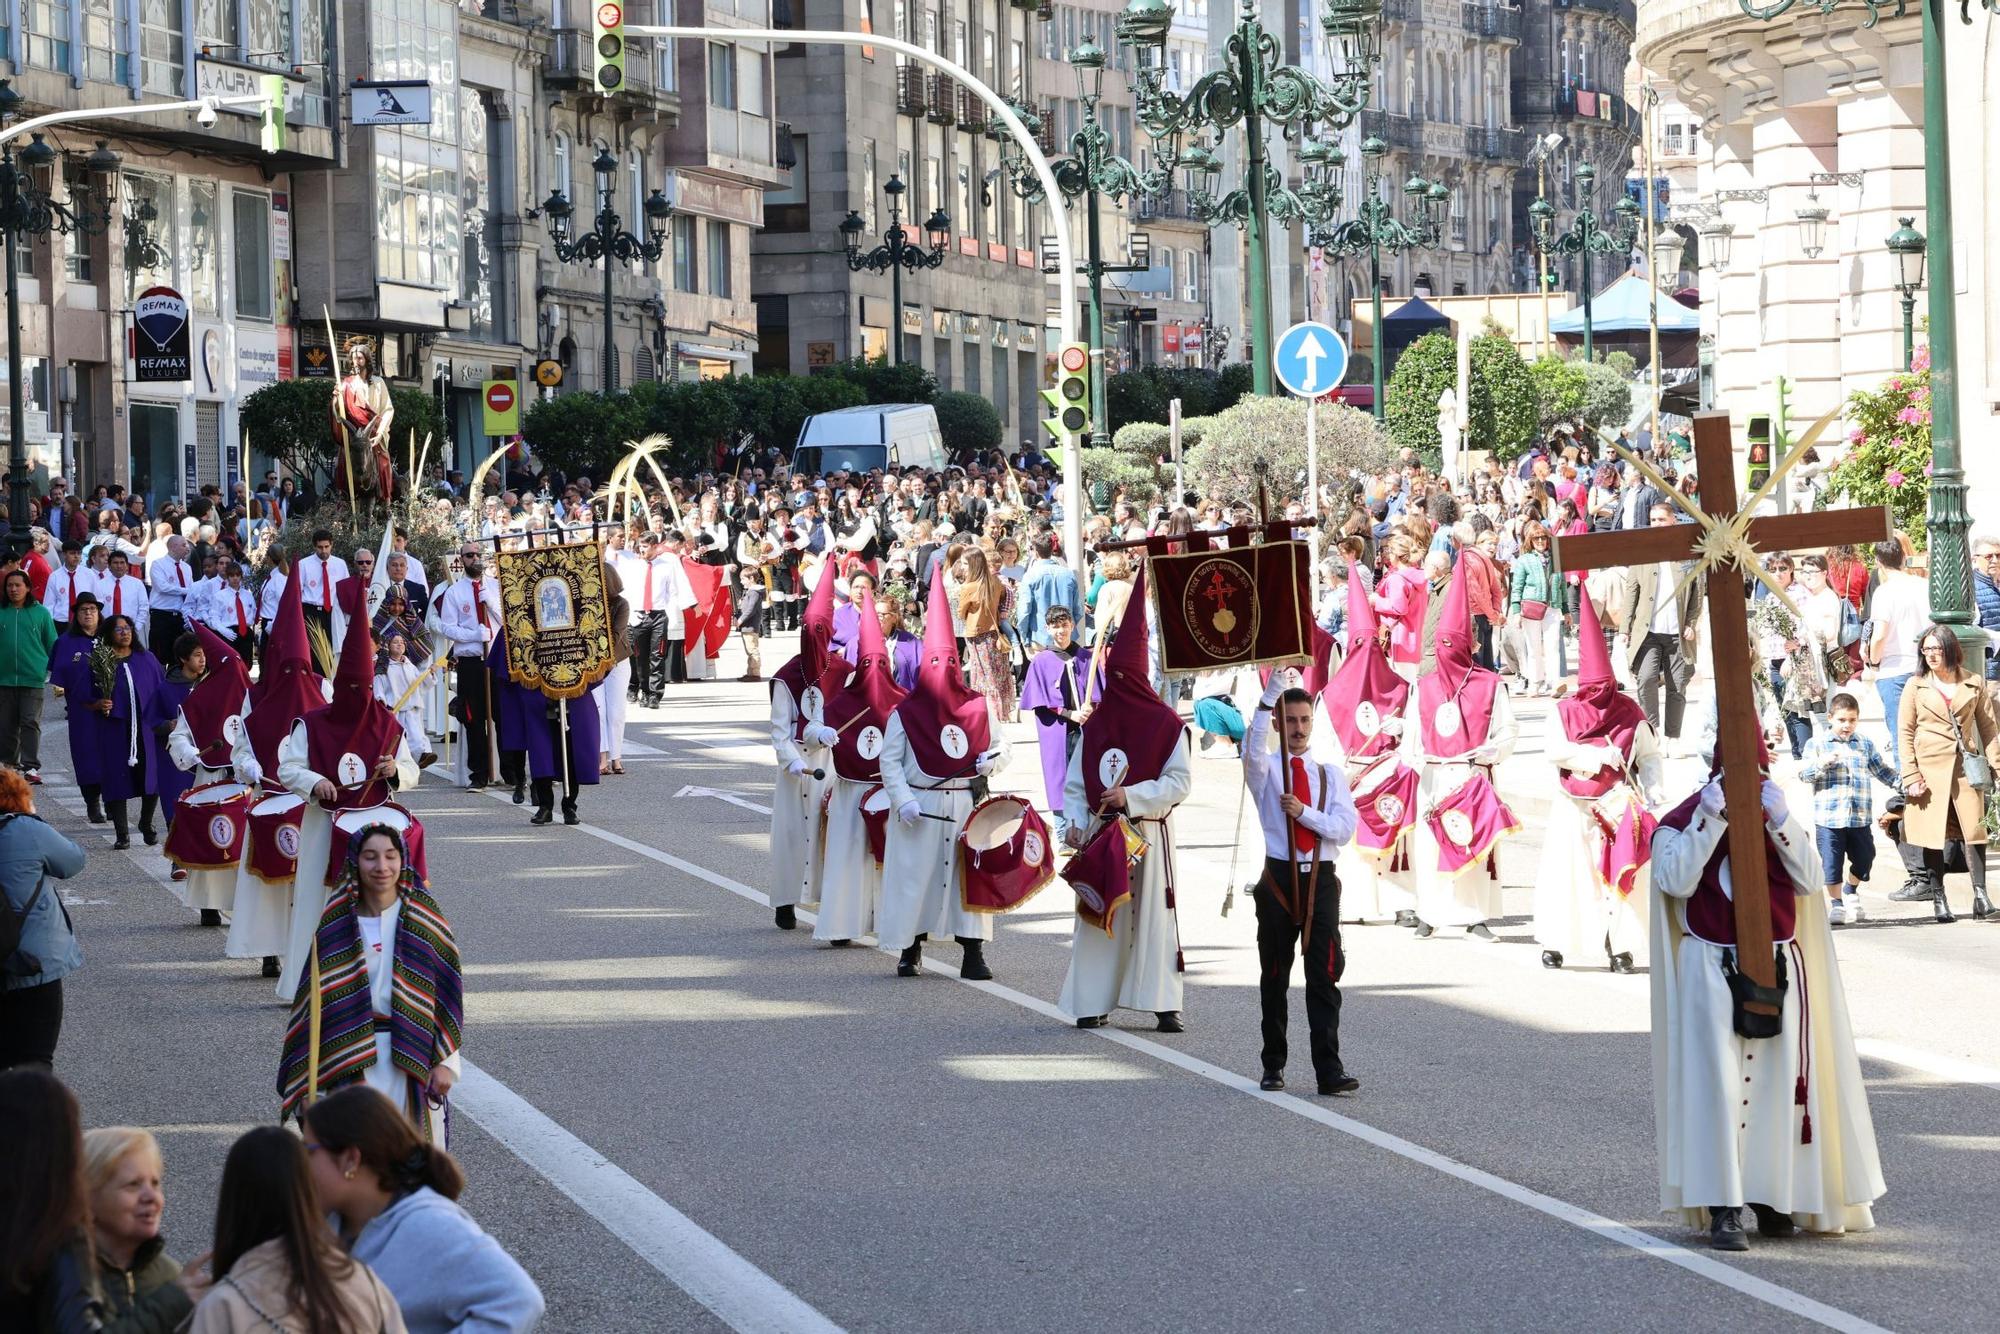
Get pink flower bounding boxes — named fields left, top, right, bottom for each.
left=1913, top=346, right=1932, bottom=372
left=1887, top=378, right=1903, bottom=393
left=1925, top=463, right=1934, bottom=476
left=1848, top=428, right=1866, bottom=444
left=1886, top=470, right=1906, bottom=488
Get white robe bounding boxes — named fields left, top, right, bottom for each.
left=1410, top=688, right=1519, bottom=929
left=768, top=681, right=832, bottom=910
left=164, top=709, right=244, bottom=913
left=273, top=719, right=420, bottom=1001
left=593, top=660, right=630, bottom=762
left=1311, top=723, right=1414, bottom=922
left=356, top=900, right=460, bottom=1145
left=813, top=776, right=882, bottom=943
left=374, top=661, right=430, bottom=760
left=1650, top=807, right=1885, bottom=1228
left=1057, top=734, right=1193, bottom=1020
left=1531, top=718, right=1665, bottom=965
left=224, top=679, right=333, bottom=962
left=875, top=709, right=1012, bottom=949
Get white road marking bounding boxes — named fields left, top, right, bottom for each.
left=454, top=1063, right=845, bottom=1334
left=674, top=783, right=775, bottom=814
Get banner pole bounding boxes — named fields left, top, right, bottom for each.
left=1305, top=397, right=1320, bottom=568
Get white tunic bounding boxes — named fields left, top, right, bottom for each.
left=273, top=719, right=420, bottom=1001
left=1650, top=806, right=1885, bottom=1228
left=875, top=709, right=1012, bottom=949
left=768, top=680, right=832, bottom=910
left=164, top=709, right=244, bottom=913
left=1409, top=688, right=1519, bottom=929
left=1531, top=717, right=1664, bottom=964
left=374, top=660, right=430, bottom=760
left=356, top=900, right=460, bottom=1145
left=1057, top=734, right=1193, bottom=1019
left=813, top=776, right=882, bottom=943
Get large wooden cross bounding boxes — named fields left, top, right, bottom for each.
left=1552, top=411, right=1890, bottom=998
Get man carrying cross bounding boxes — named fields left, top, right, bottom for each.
left=1554, top=411, right=1886, bottom=1252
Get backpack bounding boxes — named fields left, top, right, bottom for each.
left=1837, top=595, right=1863, bottom=648
left=0, top=814, right=57, bottom=977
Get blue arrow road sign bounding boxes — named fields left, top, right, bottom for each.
left=1272, top=320, right=1350, bottom=399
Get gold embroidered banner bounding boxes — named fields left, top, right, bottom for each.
left=496, top=540, right=614, bottom=700
left=1149, top=539, right=1311, bottom=673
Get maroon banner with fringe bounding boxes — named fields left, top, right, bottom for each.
left=1148, top=531, right=1312, bottom=674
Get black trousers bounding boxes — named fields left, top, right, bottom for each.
left=1255, top=859, right=1345, bottom=1083
left=0, top=978, right=63, bottom=1070
left=629, top=611, right=668, bottom=698
left=1631, top=630, right=1689, bottom=739
left=302, top=608, right=335, bottom=673
left=454, top=655, right=496, bottom=784
left=149, top=609, right=183, bottom=664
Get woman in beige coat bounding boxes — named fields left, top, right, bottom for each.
left=1896, top=624, right=2000, bottom=923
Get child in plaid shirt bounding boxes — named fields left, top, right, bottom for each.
left=1799, top=692, right=1900, bottom=924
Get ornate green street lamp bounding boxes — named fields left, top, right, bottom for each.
left=1308, top=134, right=1446, bottom=420
left=1117, top=0, right=1377, bottom=394
left=1528, top=162, right=1639, bottom=364
left=836, top=174, right=951, bottom=368
left=1885, top=215, right=1926, bottom=373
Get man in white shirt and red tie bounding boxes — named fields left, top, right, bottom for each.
left=614, top=533, right=695, bottom=708
left=1244, top=671, right=1361, bottom=1097
left=41, top=540, right=85, bottom=636
left=198, top=560, right=262, bottom=672
left=438, top=540, right=505, bottom=789
left=295, top=528, right=350, bottom=671
left=102, top=550, right=151, bottom=647
left=146, top=535, right=195, bottom=665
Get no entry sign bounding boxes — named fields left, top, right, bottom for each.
left=482, top=378, right=520, bottom=436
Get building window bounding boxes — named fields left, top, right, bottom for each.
left=195, top=0, right=236, bottom=52
left=187, top=181, right=219, bottom=315
left=62, top=168, right=92, bottom=282
left=82, top=0, right=131, bottom=84
left=1182, top=248, right=1199, bottom=302
left=738, top=44, right=766, bottom=116
left=553, top=132, right=572, bottom=205
left=657, top=36, right=678, bottom=90
left=140, top=0, right=185, bottom=96
left=232, top=191, right=273, bottom=321
left=672, top=215, right=697, bottom=292
left=708, top=43, right=739, bottom=109
left=765, top=133, right=809, bottom=232
left=706, top=220, right=732, bottom=298
left=462, top=90, right=499, bottom=340
left=123, top=173, right=177, bottom=305
left=26, top=0, right=74, bottom=72
left=372, top=0, right=462, bottom=292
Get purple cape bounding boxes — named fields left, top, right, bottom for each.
left=830, top=602, right=860, bottom=666
left=1018, top=646, right=1083, bottom=811
left=887, top=630, right=921, bottom=692
left=523, top=688, right=601, bottom=784
left=50, top=632, right=106, bottom=785
left=150, top=672, right=196, bottom=815
left=486, top=631, right=540, bottom=754
left=91, top=649, right=168, bottom=801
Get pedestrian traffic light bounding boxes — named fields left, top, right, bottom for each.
left=592, top=2, right=626, bottom=92
left=1041, top=341, right=1091, bottom=439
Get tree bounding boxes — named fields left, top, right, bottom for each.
left=1382, top=331, right=1457, bottom=468
left=1529, top=355, right=1587, bottom=438
left=1184, top=395, right=1393, bottom=505
left=831, top=356, right=936, bottom=404
left=1470, top=334, right=1538, bottom=460
left=934, top=390, right=1003, bottom=456
left=240, top=379, right=338, bottom=482
left=1217, top=362, right=1254, bottom=408
left=1829, top=347, right=1931, bottom=548
left=1577, top=359, right=1634, bottom=434
left=521, top=390, right=649, bottom=483
left=1081, top=447, right=1163, bottom=507
left=388, top=387, right=446, bottom=477
left=1105, top=369, right=1169, bottom=435
left=644, top=380, right=741, bottom=472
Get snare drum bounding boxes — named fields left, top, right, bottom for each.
left=957, top=795, right=1055, bottom=914
left=1060, top=816, right=1148, bottom=934
left=323, top=802, right=429, bottom=887
left=163, top=780, right=250, bottom=869
left=244, top=789, right=306, bottom=884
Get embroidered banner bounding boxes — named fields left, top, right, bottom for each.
left=496, top=540, right=615, bottom=699
left=1149, top=539, right=1311, bottom=673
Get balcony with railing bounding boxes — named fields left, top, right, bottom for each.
left=926, top=73, right=958, bottom=125
left=896, top=64, right=926, bottom=117
left=1382, top=0, right=1416, bottom=21
left=1032, top=104, right=1058, bottom=155
left=546, top=29, right=589, bottom=88
left=1547, top=85, right=1642, bottom=137
left=776, top=121, right=797, bottom=170
left=1553, top=0, right=1639, bottom=32
left=956, top=87, right=989, bottom=133
left=1137, top=190, right=1205, bottom=222
left=1461, top=3, right=1523, bottom=42
left=1463, top=124, right=1530, bottom=161
left=1359, top=108, right=1422, bottom=152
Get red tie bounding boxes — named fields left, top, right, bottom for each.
left=113, top=582, right=122, bottom=617
left=321, top=556, right=331, bottom=610
left=176, top=563, right=186, bottom=588
left=235, top=594, right=249, bottom=637
left=58, top=576, right=68, bottom=620
left=643, top=564, right=655, bottom=612
left=1289, top=757, right=1314, bottom=856
left=472, top=580, right=488, bottom=629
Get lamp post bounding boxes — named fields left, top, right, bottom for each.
left=1529, top=162, right=1640, bottom=363
left=995, top=40, right=1163, bottom=446
left=0, top=82, right=118, bottom=556
left=1308, top=134, right=1446, bottom=420
left=838, top=174, right=950, bottom=367
left=542, top=148, right=671, bottom=394
left=1116, top=0, right=1377, bottom=395
left=1886, top=216, right=1926, bottom=374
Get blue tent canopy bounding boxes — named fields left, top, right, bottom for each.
left=1550, top=274, right=1700, bottom=334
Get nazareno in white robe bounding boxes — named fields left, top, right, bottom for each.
left=1650, top=806, right=1885, bottom=1228
left=164, top=705, right=247, bottom=913
left=224, top=679, right=333, bottom=962
left=768, top=677, right=832, bottom=911
left=1057, top=732, right=1193, bottom=1020
left=1311, top=721, right=1414, bottom=922
left=1409, top=688, right=1520, bottom=929
left=814, top=773, right=882, bottom=943
left=1530, top=716, right=1664, bottom=965
left=874, top=708, right=1012, bottom=950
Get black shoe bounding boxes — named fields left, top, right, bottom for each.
left=1075, top=1014, right=1107, bottom=1028
left=467, top=780, right=490, bottom=791
left=1749, top=1203, right=1797, bottom=1238
left=897, top=942, right=922, bottom=976
left=828, top=939, right=852, bottom=948
left=140, top=825, right=158, bottom=846
left=1709, top=1206, right=1749, bottom=1252
left=512, top=783, right=527, bottom=805
left=529, top=808, right=554, bottom=826
left=112, top=836, right=131, bottom=850
left=1541, top=950, right=1564, bottom=969
left=1888, top=879, right=1932, bottom=903
left=1609, top=952, right=1637, bottom=975
left=1935, top=889, right=1957, bottom=925
left=958, top=938, right=993, bottom=981
left=1259, top=1070, right=1285, bottom=1091
left=85, top=803, right=106, bottom=824
left=261, top=955, right=281, bottom=978
left=1466, top=922, right=1497, bottom=941
left=643, top=697, right=663, bottom=709
left=1413, top=920, right=1434, bottom=939
left=1317, top=1072, right=1361, bottom=1095
left=1974, top=890, right=1995, bottom=920
left=199, top=909, right=222, bottom=928
left=1394, top=910, right=1417, bottom=928
left=1155, top=1011, right=1184, bottom=1033
left=562, top=804, right=580, bottom=826
left=626, top=693, right=640, bottom=703
left=775, top=905, right=797, bottom=930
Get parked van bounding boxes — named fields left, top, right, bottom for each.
left=791, top=404, right=947, bottom=476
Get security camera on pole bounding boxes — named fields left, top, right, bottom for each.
left=1271, top=320, right=1350, bottom=562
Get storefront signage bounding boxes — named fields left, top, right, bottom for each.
left=133, top=286, right=192, bottom=382
left=351, top=80, right=434, bottom=127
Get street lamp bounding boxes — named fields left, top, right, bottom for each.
left=837, top=174, right=949, bottom=367
left=1308, top=134, right=1446, bottom=420
left=1530, top=162, right=1640, bottom=363
left=542, top=148, right=670, bottom=394
left=0, top=81, right=119, bottom=555
left=994, top=41, right=1167, bottom=445
left=1119, top=0, right=1374, bottom=394
left=1886, top=216, right=1927, bottom=373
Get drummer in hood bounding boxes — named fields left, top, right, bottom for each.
left=163, top=624, right=251, bottom=918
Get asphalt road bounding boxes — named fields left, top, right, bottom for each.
left=42, top=639, right=2000, bottom=1334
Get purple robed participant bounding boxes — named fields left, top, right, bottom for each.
left=830, top=598, right=862, bottom=666
left=148, top=647, right=198, bottom=818
left=49, top=594, right=108, bottom=818
left=524, top=687, right=600, bottom=826
left=888, top=630, right=921, bottom=691
left=90, top=614, right=168, bottom=848
left=485, top=627, right=534, bottom=798
left=1019, top=627, right=1085, bottom=823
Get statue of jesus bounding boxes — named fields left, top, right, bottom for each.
left=331, top=339, right=396, bottom=504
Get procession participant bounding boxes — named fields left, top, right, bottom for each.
left=274, top=588, right=421, bottom=1001
left=163, top=624, right=251, bottom=919
left=77, top=540, right=113, bottom=604
left=828, top=570, right=878, bottom=667
left=48, top=594, right=109, bottom=822
left=229, top=569, right=329, bottom=981
left=197, top=560, right=261, bottom=673
left=878, top=583, right=921, bottom=690
left=256, top=550, right=289, bottom=643
left=523, top=672, right=599, bottom=828
left=89, top=614, right=168, bottom=850
left=1651, top=728, right=1884, bottom=1251
left=877, top=565, right=1010, bottom=980
left=436, top=542, right=503, bottom=790
left=1058, top=561, right=1190, bottom=1030
left=370, top=586, right=430, bottom=674
left=1369, top=533, right=1428, bottom=682
left=280, top=823, right=461, bottom=1144
left=295, top=530, right=351, bottom=670
left=765, top=563, right=848, bottom=930
left=1018, top=605, right=1086, bottom=840
left=145, top=535, right=195, bottom=666
left=1533, top=593, right=1664, bottom=972
left=801, top=588, right=905, bottom=945
left=40, top=541, right=84, bottom=636
left=593, top=562, right=632, bottom=776
left=101, top=551, right=150, bottom=648
left=484, top=622, right=531, bottom=806
left=682, top=531, right=730, bottom=682
left=1408, top=557, right=1520, bottom=940
left=373, top=629, right=434, bottom=770
left=1244, top=673, right=1360, bottom=1094
left=733, top=512, right=776, bottom=683
left=379, top=551, right=427, bottom=614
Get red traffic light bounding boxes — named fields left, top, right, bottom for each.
left=1059, top=344, right=1088, bottom=373
left=596, top=2, right=622, bottom=26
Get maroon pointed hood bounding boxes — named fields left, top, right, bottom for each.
left=1081, top=560, right=1183, bottom=805
left=895, top=563, right=991, bottom=775
left=773, top=563, right=851, bottom=731
left=1417, top=556, right=1500, bottom=757
left=1319, top=561, right=1409, bottom=758
left=824, top=590, right=908, bottom=781
left=178, top=621, right=249, bottom=764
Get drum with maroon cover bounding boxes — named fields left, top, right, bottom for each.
left=244, top=788, right=308, bottom=884
left=164, top=780, right=250, bottom=869
left=323, top=802, right=428, bottom=887
left=958, top=795, right=1055, bottom=914
left=1060, top=815, right=1148, bottom=934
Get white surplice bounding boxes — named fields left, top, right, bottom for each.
left=875, top=709, right=1012, bottom=949
left=164, top=706, right=246, bottom=912
left=1408, top=688, right=1520, bottom=929
left=1531, top=716, right=1664, bottom=965
left=813, top=776, right=882, bottom=943
left=768, top=678, right=832, bottom=910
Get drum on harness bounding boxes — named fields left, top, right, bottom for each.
left=163, top=780, right=249, bottom=869
left=957, top=795, right=1054, bottom=914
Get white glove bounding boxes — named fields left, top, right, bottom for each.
left=1698, top=780, right=1726, bottom=816
left=1381, top=717, right=1405, bottom=738
left=897, top=800, right=922, bottom=826
left=1470, top=745, right=1501, bottom=766
left=974, top=749, right=999, bottom=777
left=805, top=724, right=839, bottom=748
left=1761, top=779, right=1789, bottom=828
left=1260, top=677, right=1285, bottom=710
left=784, top=759, right=808, bottom=777
left=239, top=758, right=265, bottom=787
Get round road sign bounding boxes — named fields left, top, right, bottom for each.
left=486, top=382, right=516, bottom=414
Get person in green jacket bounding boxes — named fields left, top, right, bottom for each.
left=86, top=1126, right=208, bottom=1333
left=0, top=568, right=59, bottom=782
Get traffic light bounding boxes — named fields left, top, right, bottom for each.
left=592, top=2, right=626, bottom=92
left=1041, top=341, right=1091, bottom=439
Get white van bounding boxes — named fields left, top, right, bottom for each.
left=790, top=403, right=947, bottom=476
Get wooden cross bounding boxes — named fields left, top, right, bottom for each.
left=1551, top=411, right=1890, bottom=999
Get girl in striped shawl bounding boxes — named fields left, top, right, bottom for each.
left=279, top=823, right=463, bottom=1143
